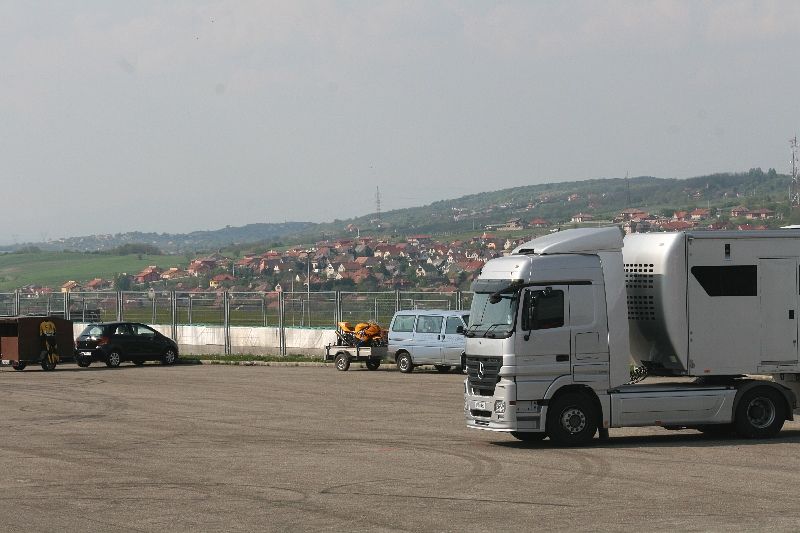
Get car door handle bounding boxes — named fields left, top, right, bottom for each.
left=556, top=354, right=569, bottom=362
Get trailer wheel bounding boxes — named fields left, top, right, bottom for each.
left=434, top=365, right=451, bottom=373
left=546, top=392, right=598, bottom=447
left=734, top=387, right=785, bottom=439
left=397, top=352, right=413, bottom=373
left=511, top=431, right=546, bottom=443
left=335, top=353, right=350, bottom=371
left=12, top=361, right=26, bottom=371
left=365, top=359, right=380, bottom=371
left=106, top=351, right=122, bottom=368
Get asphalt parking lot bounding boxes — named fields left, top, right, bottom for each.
left=2, top=363, right=800, bottom=532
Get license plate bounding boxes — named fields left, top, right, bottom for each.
left=475, top=401, right=486, bottom=410
left=80, top=351, right=92, bottom=356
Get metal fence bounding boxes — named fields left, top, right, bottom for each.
left=0, top=290, right=473, bottom=354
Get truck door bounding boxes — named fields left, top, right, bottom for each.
left=516, top=286, right=571, bottom=376
left=760, top=258, right=798, bottom=364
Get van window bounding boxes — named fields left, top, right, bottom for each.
left=416, top=315, right=443, bottom=334
left=392, top=315, right=416, bottom=332
left=445, top=316, right=463, bottom=334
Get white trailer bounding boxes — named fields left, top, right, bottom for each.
left=464, top=227, right=799, bottom=446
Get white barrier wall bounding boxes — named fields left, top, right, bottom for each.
left=73, top=323, right=337, bottom=356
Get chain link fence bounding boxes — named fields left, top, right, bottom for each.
left=0, top=289, right=473, bottom=354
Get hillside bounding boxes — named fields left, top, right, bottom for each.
left=1, top=169, right=792, bottom=255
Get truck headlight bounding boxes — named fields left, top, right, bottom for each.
left=494, top=400, right=506, bottom=414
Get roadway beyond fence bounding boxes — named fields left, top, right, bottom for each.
left=1, top=290, right=472, bottom=355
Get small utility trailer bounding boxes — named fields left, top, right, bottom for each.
left=325, top=322, right=388, bottom=371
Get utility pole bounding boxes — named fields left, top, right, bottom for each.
left=626, top=171, right=631, bottom=207
left=791, top=136, right=800, bottom=209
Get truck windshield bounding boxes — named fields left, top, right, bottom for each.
left=467, top=290, right=519, bottom=338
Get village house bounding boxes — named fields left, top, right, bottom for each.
left=730, top=205, right=749, bottom=218
left=134, top=265, right=162, bottom=284
left=84, top=278, right=112, bottom=290
left=571, top=213, right=594, bottom=223
left=746, top=208, right=775, bottom=220
left=209, top=273, right=235, bottom=289
left=689, top=208, right=710, bottom=221
left=61, top=280, right=81, bottom=293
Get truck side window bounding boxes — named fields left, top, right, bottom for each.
left=523, top=289, right=565, bottom=330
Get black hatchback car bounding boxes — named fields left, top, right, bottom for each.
left=74, top=322, right=179, bottom=368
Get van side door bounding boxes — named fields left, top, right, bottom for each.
left=442, top=316, right=466, bottom=365
left=414, top=315, right=444, bottom=364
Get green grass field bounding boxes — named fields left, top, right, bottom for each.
left=0, top=252, right=182, bottom=292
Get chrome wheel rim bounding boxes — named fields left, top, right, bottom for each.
left=746, top=397, right=776, bottom=429
left=561, top=407, right=587, bottom=434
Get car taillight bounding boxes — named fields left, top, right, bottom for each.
left=98, top=336, right=110, bottom=345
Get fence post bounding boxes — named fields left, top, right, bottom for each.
left=224, top=291, right=231, bottom=355
left=335, top=291, right=342, bottom=324
left=14, top=290, right=20, bottom=316
left=456, top=290, right=462, bottom=311
left=395, top=289, right=400, bottom=314
left=116, top=291, right=123, bottom=321
left=64, top=291, right=70, bottom=319
left=262, top=292, right=267, bottom=327
left=170, top=291, right=177, bottom=341
left=279, top=291, right=286, bottom=355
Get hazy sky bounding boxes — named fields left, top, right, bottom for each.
left=3, top=1, right=800, bottom=244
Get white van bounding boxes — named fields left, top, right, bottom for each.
left=387, top=309, right=470, bottom=373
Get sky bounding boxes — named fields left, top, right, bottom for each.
left=3, top=1, right=800, bottom=244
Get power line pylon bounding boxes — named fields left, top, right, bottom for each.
left=791, top=136, right=800, bottom=209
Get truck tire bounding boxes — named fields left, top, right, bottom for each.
left=397, top=352, right=414, bottom=373
left=511, top=431, right=546, bottom=443
left=365, top=359, right=380, bottom=371
left=434, top=365, right=451, bottom=373
left=335, top=353, right=350, bottom=371
left=734, top=387, right=786, bottom=439
left=546, top=392, right=598, bottom=447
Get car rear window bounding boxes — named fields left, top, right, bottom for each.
left=81, top=325, right=105, bottom=337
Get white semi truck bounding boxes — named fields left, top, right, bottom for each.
left=464, top=227, right=800, bottom=446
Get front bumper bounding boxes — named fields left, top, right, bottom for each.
left=464, top=378, right=547, bottom=433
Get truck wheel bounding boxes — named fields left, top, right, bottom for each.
left=335, top=353, right=350, bottom=371
left=12, top=361, right=26, bottom=371
left=511, top=431, right=546, bottom=442
left=397, top=352, right=414, bottom=373
left=434, top=365, right=451, bottom=373
left=546, top=392, right=598, bottom=447
left=734, top=387, right=785, bottom=438
left=365, top=360, right=380, bottom=371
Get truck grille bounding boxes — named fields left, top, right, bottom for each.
left=466, top=356, right=502, bottom=396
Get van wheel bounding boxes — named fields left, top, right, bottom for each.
left=335, top=353, right=350, bottom=371
left=397, top=352, right=414, bottom=373
left=734, top=387, right=785, bottom=438
left=546, top=392, right=598, bottom=447
left=434, top=365, right=451, bottom=373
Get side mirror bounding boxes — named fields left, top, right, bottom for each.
left=456, top=325, right=465, bottom=334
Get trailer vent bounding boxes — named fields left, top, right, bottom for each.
left=627, top=295, right=656, bottom=321
left=624, top=263, right=655, bottom=289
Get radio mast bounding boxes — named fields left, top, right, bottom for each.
left=791, top=137, right=800, bottom=209
left=375, top=186, right=382, bottom=228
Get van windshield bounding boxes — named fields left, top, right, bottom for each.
left=467, top=287, right=519, bottom=338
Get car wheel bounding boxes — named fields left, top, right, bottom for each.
left=12, top=361, right=26, bottom=371
left=76, top=356, right=92, bottom=368
left=397, top=352, right=414, bottom=373
left=365, top=359, right=380, bottom=371
left=106, top=351, right=121, bottom=368
left=546, top=392, right=598, bottom=447
left=335, top=353, right=350, bottom=371
left=434, top=365, right=451, bottom=373
left=511, top=431, right=547, bottom=442
left=133, top=360, right=145, bottom=366
left=734, top=387, right=786, bottom=439
left=161, top=349, right=177, bottom=365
